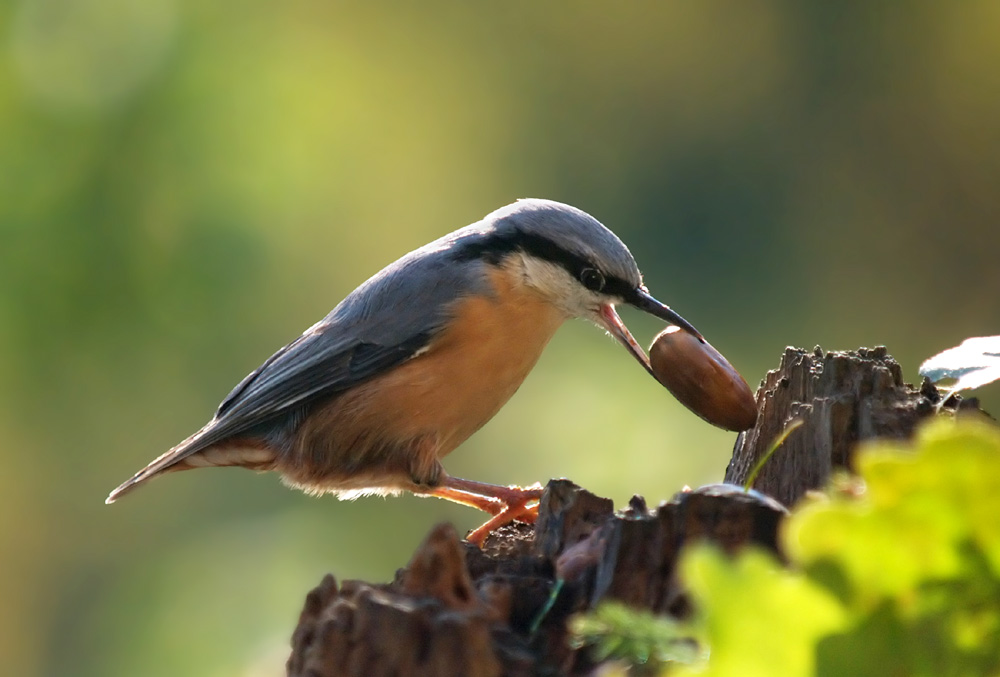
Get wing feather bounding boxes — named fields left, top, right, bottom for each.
left=105, top=329, right=435, bottom=503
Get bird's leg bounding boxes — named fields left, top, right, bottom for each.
left=441, top=476, right=545, bottom=519
left=417, top=484, right=506, bottom=516
left=418, top=476, right=544, bottom=547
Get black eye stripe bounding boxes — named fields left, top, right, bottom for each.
left=453, top=230, right=633, bottom=299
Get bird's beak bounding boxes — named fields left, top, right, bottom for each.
left=597, top=288, right=704, bottom=378
left=598, top=303, right=656, bottom=377
left=628, top=287, right=704, bottom=342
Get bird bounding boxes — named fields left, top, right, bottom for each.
left=106, top=198, right=704, bottom=545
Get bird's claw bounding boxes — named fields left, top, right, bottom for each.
left=465, top=485, right=543, bottom=547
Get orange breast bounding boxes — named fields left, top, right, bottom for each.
left=281, top=264, right=568, bottom=494
left=364, top=265, right=567, bottom=453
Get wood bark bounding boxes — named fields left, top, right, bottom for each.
left=725, top=346, right=983, bottom=506
left=286, top=346, right=983, bottom=676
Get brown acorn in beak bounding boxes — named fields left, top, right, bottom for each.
left=649, top=326, right=758, bottom=432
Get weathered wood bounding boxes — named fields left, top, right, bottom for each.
left=286, top=345, right=987, bottom=676
left=287, top=524, right=504, bottom=677
left=725, top=346, right=980, bottom=506
left=287, top=482, right=787, bottom=676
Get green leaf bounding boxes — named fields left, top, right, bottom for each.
left=675, top=547, right=846, bottom=677
left=569, top=602, right=697, bottom=669
left=675, top=419, right=1000, bottom=677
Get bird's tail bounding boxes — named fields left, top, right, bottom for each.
left=105, top=422, right=217, bottom=504
left=105, top=422, right=276, bottom=504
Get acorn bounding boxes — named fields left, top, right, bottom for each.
left=649, top=326, right=758, bottom=432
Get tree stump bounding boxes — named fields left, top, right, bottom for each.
left=286, top=346, right=982, bottom=676
left=725, top=346, right=983, bottom=506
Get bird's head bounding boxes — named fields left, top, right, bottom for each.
left=454, top=198, right=703, bottom=376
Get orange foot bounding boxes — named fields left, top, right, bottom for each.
left=419, top=477, right=545, bottom=547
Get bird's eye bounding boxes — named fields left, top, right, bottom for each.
left=579, top=268, right=606, bottom=292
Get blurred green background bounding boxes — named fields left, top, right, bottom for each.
left=3, top=2, right=999, bottom=675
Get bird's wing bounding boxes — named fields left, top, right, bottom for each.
left=206, top=247, right=483, bottom=443
left=105, top=325, right=437, bottom=503
left=214, top=324, right=434, bottom=429
left=106, top=232, right=491, bottom=504
left=189, top=322, right=436, bottom=456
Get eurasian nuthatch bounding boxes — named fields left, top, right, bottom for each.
left=107, top=199, right=704, bottom=544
